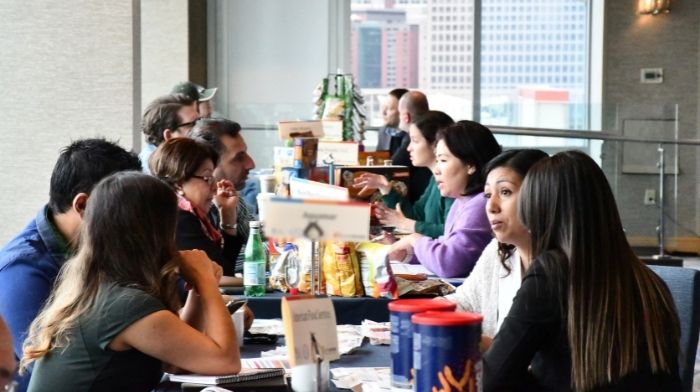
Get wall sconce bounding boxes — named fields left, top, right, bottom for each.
left=638, top=0, right=671, bottom=15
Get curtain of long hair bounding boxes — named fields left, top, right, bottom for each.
left=520, top=151, right=679, bottom=391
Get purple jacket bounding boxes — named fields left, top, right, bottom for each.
left=413, top=192, right=492, bottom=278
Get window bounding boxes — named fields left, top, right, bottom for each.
left=350, top=0, right=594, bottom=136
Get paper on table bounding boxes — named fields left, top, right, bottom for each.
left=390, top=262, right=432, bottom=276
left=330, top=367, right=391, bottom=390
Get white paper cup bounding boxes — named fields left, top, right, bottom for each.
left=256, top=192, right=274, bottom=223
left=290, top=361, right=330, bottom=392
left=259, top=174, right=277, bottom=194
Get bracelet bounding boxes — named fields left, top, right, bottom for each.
left=220, top=222, right=238, bottom=231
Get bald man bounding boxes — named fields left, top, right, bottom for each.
left=0, top=317, right=16, bottom=391
left=393, top=90, right=433, bottom=203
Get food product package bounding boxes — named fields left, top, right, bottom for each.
left=355, top=242, right=397, bottom=299
left=323, top=241, right=364, bottom=297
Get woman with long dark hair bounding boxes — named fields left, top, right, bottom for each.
left=22, top=172, right=240, bottom=391
left=443, top=149, right=547, bottom=338
left=483, top=150, right=681, bottom=391
left=390, top=120, right=501, bottom=278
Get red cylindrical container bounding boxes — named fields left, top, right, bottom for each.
left=411, top=311, right=483, bottom=392
left=388, top=299, right=456, bottom=389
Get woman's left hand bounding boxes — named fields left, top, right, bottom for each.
left=214, top=180, right=239, bottom=219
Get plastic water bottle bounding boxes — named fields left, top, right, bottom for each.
left=244, top=221, right=266, bottom=297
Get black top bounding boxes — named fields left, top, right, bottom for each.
left=376, top=126, right=404, bottom=155
left=483, top=255, right=681, bottom=392
left=176, top=210, right=244, bottom=277
left=28, top=283, right=166, bottom=392
left=390, top=132, right=433, bottom=203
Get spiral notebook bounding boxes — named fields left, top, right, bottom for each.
left=168, top=368, right=285, bottom=385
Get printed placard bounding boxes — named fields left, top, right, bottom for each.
left=264, top=198, right=370, bottom=242
left=321, top=120, right=344, bottom=141
left=273, top=146, right=295, bottom=167
left=282, top=296, right=339, bottom=366
left=316, top=141, right=359, bottom=166
left=289, top=177, right=349, bottom=201
left=277, top=120, right=324, bottom=139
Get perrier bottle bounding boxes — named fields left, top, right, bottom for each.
left=244, top=221, right=266, bottom=297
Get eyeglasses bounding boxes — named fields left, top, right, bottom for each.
left=191, top=175, right=216, bottom=185
left=174, top=117, right=201, bottom=131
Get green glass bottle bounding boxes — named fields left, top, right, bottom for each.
left=244, top=221, right=266, bottom=297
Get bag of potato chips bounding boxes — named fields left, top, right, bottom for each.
left=323, top=241, right=364, bottom=297
left=356, top=242, right=397, bottom=299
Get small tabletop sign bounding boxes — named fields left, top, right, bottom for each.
left=281, top=296, right=339, bottom=367
left=321, top=120, right=343, bottom=141
left=317, top=141, right=359, bottom=166
left=289, top=178, right=349, bottom=201
left=277, top=120, right=324, bottom=139
left=264, top=197, right=369, bottom=242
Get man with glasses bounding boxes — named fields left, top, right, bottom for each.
left=139, top=93, right=199, bottom=174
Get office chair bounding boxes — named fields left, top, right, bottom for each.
left=648, top=265, right=700, bottom=392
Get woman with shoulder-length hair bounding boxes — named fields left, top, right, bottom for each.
left=21, top=172, right=241, bottom=392
left=390, top=120, right=502, bottom=278
left=483, top=150, right=681, bottom=391
left=150, top=137, right=242, bottom=285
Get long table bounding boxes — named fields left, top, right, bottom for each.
left=244, top=292, right=392, bottom=324
left=160, top=339, right=391, bottom=391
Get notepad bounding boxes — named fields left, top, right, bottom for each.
left=168, top=368, right=285, bottom=385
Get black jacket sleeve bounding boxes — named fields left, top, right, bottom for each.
left=176, top=210, right=243, bottom=277
left=482, top=260, right=566, bottom=391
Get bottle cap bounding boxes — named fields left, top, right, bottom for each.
left=289, top=287, right=299, bottom=295
left=249, top=221, right=261, bottom=229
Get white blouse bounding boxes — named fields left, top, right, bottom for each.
left=444, top=238, right=522, bottom=337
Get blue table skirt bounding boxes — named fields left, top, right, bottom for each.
left=244, top=292, right=391, bottom=324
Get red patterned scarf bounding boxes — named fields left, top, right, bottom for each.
left=177, top=195, right=222, bottom=245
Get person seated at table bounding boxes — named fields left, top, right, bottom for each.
left=21, top=172, right=241, bottom=392
left=483, top=151, right=681, bottom=391
left=150, top=138, right=243, bottom=286
left=442, top=149, right=547, bottom=339
left=0, top=317, right=16, bottom=392
left=353, top=111, right=455, bottom=238
left=390, top=121, right=501, bottom=278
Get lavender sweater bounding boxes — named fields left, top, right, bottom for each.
left=412, top=192, right=492, bottom=278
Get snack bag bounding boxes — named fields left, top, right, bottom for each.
left=356, top=242, right=397, bottom=299
left=297, top=240, right=326, bottom=294
left=323, top=241, right=364, bottom=297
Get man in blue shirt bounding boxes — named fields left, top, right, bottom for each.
left=0, top=139, right=141, bottom=391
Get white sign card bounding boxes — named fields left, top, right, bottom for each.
left=316, top=141, right=359, bottom=166
left=282, top=296, right=339, bottom=366
left=273, top=146, right=295, bottom=167
left=264, top=197, right=370, bottom=242
left=321, top=120, right=344, bottom=141
left=277, top=120, right=324, bottom=139
left=289, top=177, right=349, bottom=201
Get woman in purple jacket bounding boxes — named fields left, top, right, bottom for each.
left=390, top=120, right=501, bottom=278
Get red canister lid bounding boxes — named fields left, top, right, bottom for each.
left=388, top=299, right=456, bottom=313
left=412, top=311, right=483, bottom=326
